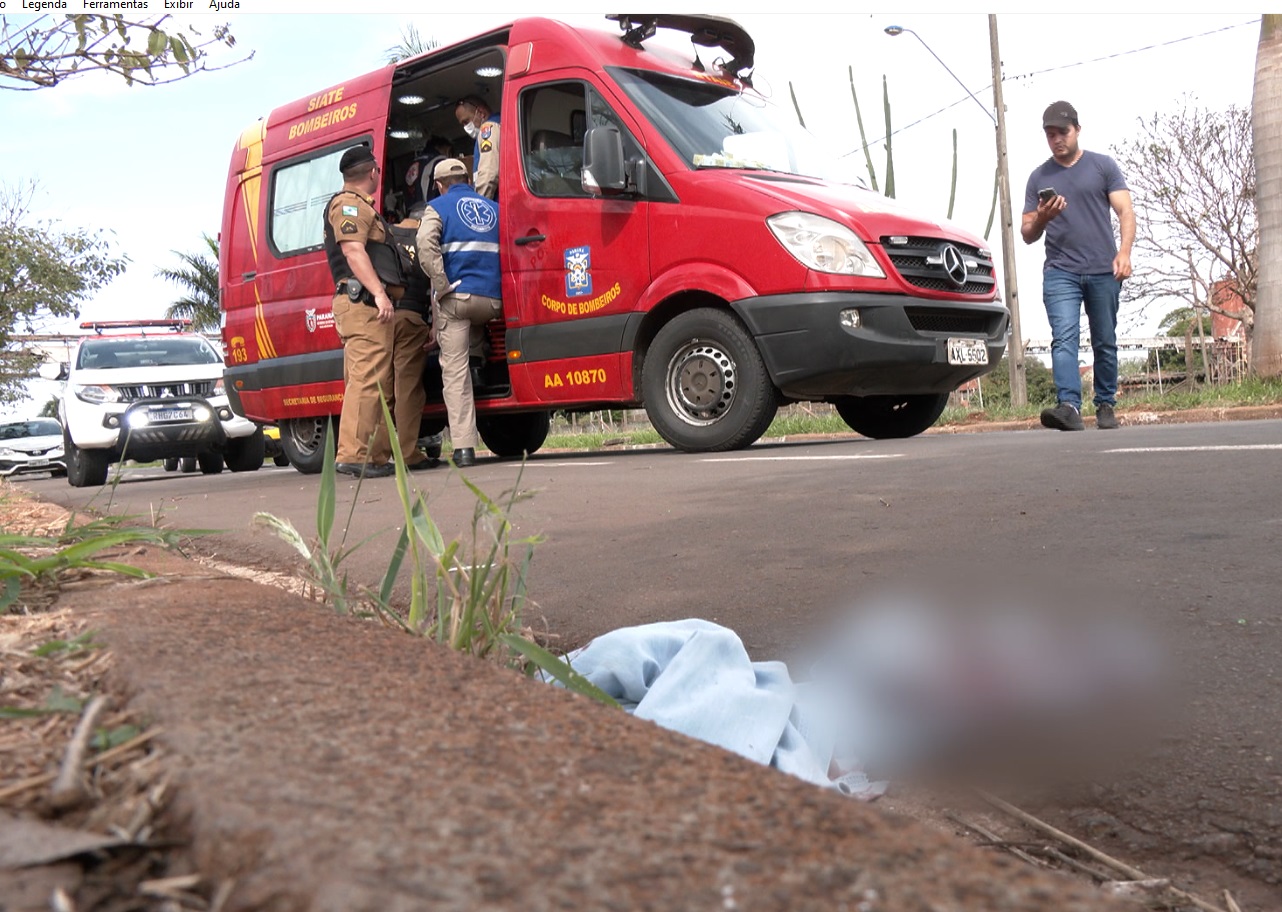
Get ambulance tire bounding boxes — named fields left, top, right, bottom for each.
left=224, top=427, right=265, bottom=473
left=642, top=308, right=779, bottom=453
left=476, top=411, right=550, bottom=459
left=832, top=393, right=949, bottom=439
left=279, top=416, right=332, bottom=475
left=163, top=458, right=179, bottom=472
left=64, top=430, right=109, bottom=488
left=179, top=457, right=197, bottom=473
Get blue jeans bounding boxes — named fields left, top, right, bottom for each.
left=1043, top=268, right=1121, bottom=409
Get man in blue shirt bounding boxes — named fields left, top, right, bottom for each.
left=416, top=158, right=502, bottom=468
left=1022, top=101, right=1135, bottom=431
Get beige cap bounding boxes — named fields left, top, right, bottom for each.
left=433, top=158, right=468, bottom=181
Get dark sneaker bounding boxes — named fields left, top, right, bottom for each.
left=451, top=447, right=476, bottom=468
left=406, top=456, right=438, bottom=472
left=1040, top=402, right=1085, bottom=431
left=334, top=461, right=395, bottom=478
left=1095, top=403, right=1119, bottom=430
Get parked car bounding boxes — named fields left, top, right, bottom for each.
left=0, top=417, right=66, bottom=478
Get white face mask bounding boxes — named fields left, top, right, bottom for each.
left=462, top=121, right=479, bottom=139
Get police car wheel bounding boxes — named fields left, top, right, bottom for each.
left=64, top=430, right=109, bottom=488
left=832, top=393, right=949, bottom=440
left=642, top=308, right=778, bottom=453
left=198, top=452, right=225, bottom=475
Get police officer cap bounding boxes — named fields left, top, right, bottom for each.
left=339, top=145, right=376, bottom=173
left=433, top=158, right=469, bottom=181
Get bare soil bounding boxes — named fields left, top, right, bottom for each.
left=0, top=477, right=1272, bottom=911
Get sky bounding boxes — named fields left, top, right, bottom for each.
left=1, top=10, right=1265, bottom=417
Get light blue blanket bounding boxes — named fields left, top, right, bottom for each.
left=559, top=619, right=885, bottom=798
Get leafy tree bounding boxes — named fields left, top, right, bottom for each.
left=0, top=15, right=247, bottom=90
left=1111, top=101, right=1256, bottom=353
left=0, top=182, right=127, bottom=405
left=1152, top=306, right=1211, bottom=373
left=1254, top=15, right=1282, bottom=376
left=156, top=233, right=220, bottom=332
left=383, top=24, right=438, bottom=65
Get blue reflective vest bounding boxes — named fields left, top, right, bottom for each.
left=428, top=184, right=501, bottom=300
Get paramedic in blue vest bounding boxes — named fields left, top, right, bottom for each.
left=455, top=95, right=499, bottom=200
left=416, top=158, right=502, bottom=468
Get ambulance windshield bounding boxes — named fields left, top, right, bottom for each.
left=610, top=68, right=860, bottom=184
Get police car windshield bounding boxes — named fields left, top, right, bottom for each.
left=610, top=68, right=859, bottom=183
left=76, top=337, right=221, bottom=369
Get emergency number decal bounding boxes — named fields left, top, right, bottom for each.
left=228, top=335, right=249, bottom=365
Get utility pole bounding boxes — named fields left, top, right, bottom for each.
left=989, top=15, right=1027, bottom=407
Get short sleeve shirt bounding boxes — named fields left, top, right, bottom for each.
left=326, top=190, right=386, bottom=246
left=1023, top=150, right=1128, bottom=275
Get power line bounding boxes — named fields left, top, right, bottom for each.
left=848, top=18, right=1260, bottom=155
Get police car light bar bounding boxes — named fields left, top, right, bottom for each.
left=80, top=319, right=192, bottom=334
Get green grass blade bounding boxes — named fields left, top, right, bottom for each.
left=317, top=420, right=338, bottom=544
left=498, top=634, right=620, bottom=708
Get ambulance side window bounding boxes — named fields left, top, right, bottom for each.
left=521, top=82, right=642, bottom=199
left=268, top=145, right=349, bottom=256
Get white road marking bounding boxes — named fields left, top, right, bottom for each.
left=700, top=454, right=903, bottom=463
left=497, top=461, right=615, bottom=467
left=1106, top=444, right=1282, bottom=453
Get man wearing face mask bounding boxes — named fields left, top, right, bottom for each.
left=455, top=95, right=499, bottom=200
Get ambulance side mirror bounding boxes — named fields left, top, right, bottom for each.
left=582, top=125, right=627, bottom=197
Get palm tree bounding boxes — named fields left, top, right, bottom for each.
left=383, top=24, right=438, bottom=65
left=156, top=233, right=220, bottom=333
left=1253, top=15, right=1282, bottom=376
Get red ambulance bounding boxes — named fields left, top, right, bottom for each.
left=219, top=14, right=1007, bottom=471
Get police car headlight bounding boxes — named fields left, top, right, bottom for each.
left=0, top=447, right=17, bottom=458
left=767, top=212, right=885, bottom=278
left=73, top=384, right=120, bottom=404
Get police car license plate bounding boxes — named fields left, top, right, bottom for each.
left=947, top=338, right=988, bottom=366
left=152, top=408, right=193, bottom=422
left=28, top=458, right=48, bottom=467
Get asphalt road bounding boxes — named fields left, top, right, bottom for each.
left=19, top=419, right=1282, bottom=900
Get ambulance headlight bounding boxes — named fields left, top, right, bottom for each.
left=767, top=212, right=885, bottom=278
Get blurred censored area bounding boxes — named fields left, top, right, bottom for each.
left=800, top=574, right=1173, bottom=788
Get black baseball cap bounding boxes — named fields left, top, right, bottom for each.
left=1042, top=101, right=1079, bottom=129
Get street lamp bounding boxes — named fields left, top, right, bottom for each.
left=884, top=20, right=1027, bottom=407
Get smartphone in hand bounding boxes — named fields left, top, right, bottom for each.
left=1038, top=187, right=1057, bottom=204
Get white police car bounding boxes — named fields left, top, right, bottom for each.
left=57, top=320, right=264, bottom=488
left=0, top=417, right=67, bottom=479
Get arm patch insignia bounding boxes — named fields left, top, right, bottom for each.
left=340, top=219, right=358, bottom=235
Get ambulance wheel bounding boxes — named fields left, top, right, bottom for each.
left=476, top=411, right=550, bottom=458
left=179, top=457, right=197, bottom=473
left=64, top=431, right=109, bottom=488
left=163, top=457, right=179, bottom=472
left=642, top=308, right=778, bottom=452
left=832, top=393, right=949, bottom=439
left=279, top=416, right=332, bottom=475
